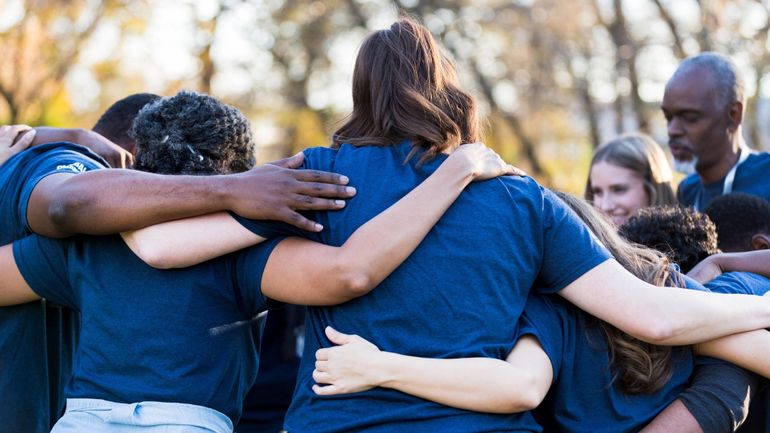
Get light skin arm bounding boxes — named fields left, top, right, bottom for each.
left=558, top=259, right=770, bottom=345
left=695, top=329, right=770, bottom=379
left=0, top=244, right=41, bottom=305
left=313, top=327, right=552, bottom=414
left=259, top=144, right=518, bottom=305
left=639, top=400, right=703, bottom=433
left=0, top=125, right=36, bottom=166
left=27, top=153, right=354, bottom=238
left=123, top=144, right=522, bottom=270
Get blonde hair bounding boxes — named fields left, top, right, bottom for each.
left=585, top=133, right=676, bottom=207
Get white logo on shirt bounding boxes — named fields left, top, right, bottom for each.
left=56, top=162, right=87, bottom=173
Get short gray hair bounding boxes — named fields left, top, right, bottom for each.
left=671, top=52, right=745, bottom=109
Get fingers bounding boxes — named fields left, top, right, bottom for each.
left=312, top=368, right=332, bottom=384
left=11, top=129, right=36, bottom=154
left=315, top=348, right=330, bottom=361
left=325, top=326, right=352, bottom=345
left=280, top=210, right=324, bottom=232
left=289, top=182, right=356, bottom=200
left=312, top=384, right=342, bottom=396
left=292, top=169, right=350, bottom=186
left=270, top=152, right=305, bottom=169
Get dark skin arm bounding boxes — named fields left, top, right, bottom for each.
left=28, top=153, right=355, bottom=238
left=640, top=400, right=703, bottom=433
left=688, top=250, right=770, bottom=283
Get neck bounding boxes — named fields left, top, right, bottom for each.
left=698, top=137, right=744, bottom=184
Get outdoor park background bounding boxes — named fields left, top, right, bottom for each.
left=1, top=0, right=769, bottom=193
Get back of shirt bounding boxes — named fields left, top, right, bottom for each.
left=0, top=142, right=105, bottom=433
left=705, top=272, right=770, bottom=296
left=678, top=152, right=770, bottom=210
left=13, top=234, right=280, bottom=424
left=522, top=295, right=694, bottom=433
left=245, top=142, right=611, bottom=433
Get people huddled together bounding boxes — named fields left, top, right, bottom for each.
left=1, top=16, right=770, bottom=433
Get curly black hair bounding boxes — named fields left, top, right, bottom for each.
left=130, top=90, right=255, bottom=175
left=93, top=93, right=161, bottom=153
left=704, top=193, right=770, bottom=252
left=619, top=206, right=718, bottom=273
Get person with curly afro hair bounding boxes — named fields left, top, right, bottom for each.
left=704, top=192, right=770, bottom=253
left=130, top=91, right=255, bottom=175
left=619, top=206, right=718, bottom=273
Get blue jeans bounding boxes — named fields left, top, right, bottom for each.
left=52, top=399, right=233, bottom=433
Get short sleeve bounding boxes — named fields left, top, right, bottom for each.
left=229, top=212, right=307, bottom=239
left=12, top=234, right=77, bottom=308
left=518, top=295, right=565, bottom=381
left=18, top=144, right=107, bottom=232
left=234, top=237, right=286, bottom=317
left=536, top=189, right=612, bottom=294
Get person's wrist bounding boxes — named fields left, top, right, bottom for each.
left=373, top=351, right=399, bottom=388
left=215, top=173, right=239, bottom=212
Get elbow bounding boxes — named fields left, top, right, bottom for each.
left=495, top=371, right=546, bottom=413
left=128, top=236, right=176, bottom=270
left=333, top=259, right=376, bottom=300
left=629, top=318, right=681, bottom=345
left=47, top=189, right=89, bottom=233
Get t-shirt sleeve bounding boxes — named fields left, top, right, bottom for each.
left=229, top=212, right=308, bottom=239
left=518, top=294, right=564, bottom=381
left=536, top=189, right=612, bottom=294
left=679, top=361, right=758, bottom=433
left=18, top=146, right=107, bottom=232
left=706, top=272, right=770, bottom=296
left=234, top=237, right=286, bottom=317
left=12, top=234, right=77, bottom=308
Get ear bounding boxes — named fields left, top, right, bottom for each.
left=751, top=234, right=770, bottom=250
left=726, top=101, right=743, bottom=132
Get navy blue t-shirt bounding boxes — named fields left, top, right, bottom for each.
left=13, top=234, right=282, bottom=424
left=0, top=142, right=106, bottom=433
left=705, top=272, right=770, bottom=296
left=236, top=142, right=611, bottom=433
left=521, top=294, right=695, bottom=433
left=678, top=151, right=770, bottom=210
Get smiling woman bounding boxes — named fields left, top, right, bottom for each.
left=585, top=133, right=677, bottom=227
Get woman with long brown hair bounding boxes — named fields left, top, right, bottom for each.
left=311, top=192, right=770, bottom=432
left=123, top=17, right=770, bottom=433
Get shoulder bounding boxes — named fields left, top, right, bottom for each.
left=678, top=173, right=701, bottom=191
left=301, top=146, right=339, bottom=171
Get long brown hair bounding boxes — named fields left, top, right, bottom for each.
left=555, top=192, right=677, bottom=394
left=333, top=17, right=480, bottom=162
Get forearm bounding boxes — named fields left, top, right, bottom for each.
left=332, top=155, right=476, bottom=292
left=561, top=260, right=770, bottom=345
left=640, top=400, right=703, bottom=433
left=31, top=127, right=86, bottom=146
left=47, top=170, right=235, bottom=235
left=696, top=331, right=770, bottom=379
left=372, top=352, right=539, bottom=413
left=713, top=251, right=770, bottom=278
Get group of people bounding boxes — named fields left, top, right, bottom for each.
left=1, top=16, right=770, bottom=433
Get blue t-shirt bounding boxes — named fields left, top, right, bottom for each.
left=521, top=294, right=695, bottom=433
left=705, top=272, right=770, bottom=296
left=236, top=142, right=611, bottom=433
left=678, top=151, right=770, bottom=211
left=13, top=233, right=282, bottom=424
left=0, top=142, right=106, bottom=433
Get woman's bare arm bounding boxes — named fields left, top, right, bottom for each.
left=313, top=327, right=552, bottom=413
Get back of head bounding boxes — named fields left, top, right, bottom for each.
left=669, top=52, right=745, bottom=110
left=93, top=93, right=162, bottom=153
left=554, top=192, right=673, bottom=395
left=705, top=193, right=770, bottom=252
left=619, top=206, right=718, bottom=273
left=585, top=133, right=676, bottom=206
left=131, top=91, right=255, bottom=175
left=333, top=17, right=479, bottom=162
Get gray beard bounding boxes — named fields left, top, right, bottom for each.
left=673, top=158, right=698, bottom=176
